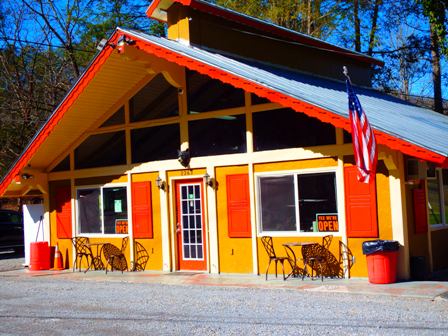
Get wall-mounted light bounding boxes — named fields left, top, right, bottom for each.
left=204, top=173, right=216, bottom=190
left=177, top=149, right=191, bottom=168
left=21, top=173, right=33, bottom=180
left=117, top=35, right=136, bottom=53
left=156, top=176, right=166, bottom=191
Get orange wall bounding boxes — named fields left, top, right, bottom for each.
left=215, top=165, right=253, bottom=273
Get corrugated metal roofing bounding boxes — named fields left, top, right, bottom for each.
left=127, top=29, right=448, bottom=158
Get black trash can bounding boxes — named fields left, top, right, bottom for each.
left=362, top=240, right=399, bottom=284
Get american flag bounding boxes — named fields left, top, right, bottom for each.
left=346, top=79, right=377, bottom=183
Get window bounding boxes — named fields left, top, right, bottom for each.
left=51, top=155, right=70, bottom=172
left=253, top=108, right=336, bottom=151
left=188, top=115, right=246, bottom=156
left=187, top=70, right=245, bottom=113
left=77, top=185, right=128, bottom=235
left=258, top=171, right=337, bottom=233
left=131, top=124, right=180, bottom=163
left=130, top=74, right=179, bottom=122
left=75, top=131, right=126, bottom=169
left=100, top=106, right=125, bottom=127
left=428, top=168, right=448, bottom=227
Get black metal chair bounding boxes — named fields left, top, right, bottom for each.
left=338, top=241, right=355, bottom=278
left=131, top=241, right=149, bottom=271
left=102, top=237, right=128, bottom=274
left=71, top=236, right=94, bottom=272
left=261, top=236, right=288, bottom=280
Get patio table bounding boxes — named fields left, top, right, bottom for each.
left=282, top=242, right=317, bottom=280
left=85, top=242, right=107, bottom=272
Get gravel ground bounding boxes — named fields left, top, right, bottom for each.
left=0, top=273, right=448, bottom=335
left=1, top=252, right=448, bottom=335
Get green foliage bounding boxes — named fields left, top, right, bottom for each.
left=420, top=0, right=448, bottom=55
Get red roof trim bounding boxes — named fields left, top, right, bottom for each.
left=0, top=36, right=118, bottom=196
left=1, top=30, right=445, bottom=196
left=146, top=0, right=383, bottom=66
left=122, top=30, right=446, bottom=166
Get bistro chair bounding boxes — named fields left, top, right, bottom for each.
left=261, top=236, right=288, bottom=281
left=131, top=241, right=150, bottom=271
left=71, top=236, right=94, bottom=272
left=301, top=243, right=325, bottom=281
left=102, top=238, right=128, bottom=274
left=338, top=241, right=355, bottom=279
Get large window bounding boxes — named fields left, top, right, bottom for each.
left=428, top=168, right=448, bottom=227
left=253, top=108, right=336, bottom=151
left=77, top=185, right=128, bottom=235
left=187, top=70, right=245, bottom=113
left=130, top=74, right=179, bottom=122
left=131, top=124, right=180, bottom=163
left=258, top=171, right=338, bottom=233
left=75, top=131, right=126, bottom=169
left=188, top=115, right=246, bottom=156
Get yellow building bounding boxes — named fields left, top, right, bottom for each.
left=1, top=0, right=447, bottom=280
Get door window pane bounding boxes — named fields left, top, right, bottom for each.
left=259, top=175, right=296, bottom=231
left=298, top=173, right=337, bottom=232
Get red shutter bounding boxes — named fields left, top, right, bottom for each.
left=344, top=166, right=378, bottom=238
left=56, top=186, right=72, bottom=239
left=226, top=174, right=251, bottom=238
left=132, top=181, right=153, bottom=239
left=413, top=188, right=428, bottom=234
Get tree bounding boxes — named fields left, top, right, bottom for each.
left=0, top=0, right=165, bottom=177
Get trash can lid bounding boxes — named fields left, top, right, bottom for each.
left=362, top=240, right=399, bottom=255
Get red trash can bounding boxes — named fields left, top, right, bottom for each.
left=30, top=242, right=50, bottom=271
left=362, top=240, right=399, bottom=284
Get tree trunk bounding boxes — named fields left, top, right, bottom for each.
left=430, top=21, right=443, bottom=113
left=367, top=0, right=381, bottom=56
left=354, top=0, right=361, bottom=52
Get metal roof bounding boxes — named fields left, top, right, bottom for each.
left=127, top=29, right=448, bottom=158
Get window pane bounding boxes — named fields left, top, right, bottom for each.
left=103, top=187, right=128, bottom=234
left=428, top=174, right=442, bottom=225
left=444, top=169, right=448, bottom=224
left=130, top=74, right=179, bottom=122
left=78, top=189, right=101, bottom=234
left=253, top=108, right=335, bottom=151
left=187, top=70, right=245, bottom=113
left=51, top=155, right=70, bottom=172
left=259, top=175, right=296, bottom=231
left=189, top=115, right=246, bottom=156
left=75, top=131, right=126, bottom=169
left=251, top=93, right=270, bottom=105
left=298, top=173, right=337, bottom=232
left=100, top=106, right=125, bottom=127
left=131, top=124, right=180, bottom=163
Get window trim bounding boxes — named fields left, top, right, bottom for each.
left=76, top=183, right=129, bottom=237
left=255, top=167, right=341, bottom=237
left=429, top=168, right=448, bottom=230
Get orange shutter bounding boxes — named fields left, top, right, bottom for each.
left=344, top=166, right=378, bottom=238
left=413, top=188, right=428, bottom=234
left=132, top=181, right=153, bottom=239
left=56, top=186, right=72, bottom=239
left=226, top=174, right=251, bottom=238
